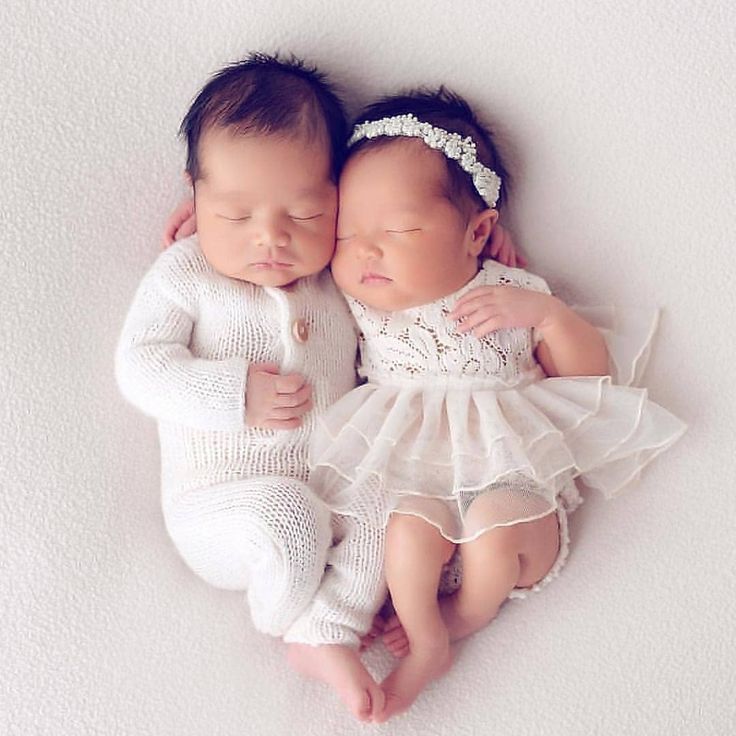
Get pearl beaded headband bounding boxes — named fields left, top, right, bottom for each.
left=347, top=113, right=502, bottom=208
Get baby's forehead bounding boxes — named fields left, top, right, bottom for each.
left=200, top=124, right=328, bottom=155
left=348, top=136, right=436, bottom=162
left=341, top=137, right=449, bottom=189
left=198, top=127, right=333, bottom=181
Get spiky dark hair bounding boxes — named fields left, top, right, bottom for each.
left=180, top=52, right=348, bottom=182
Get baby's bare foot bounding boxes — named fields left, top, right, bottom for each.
left=374, top=637, right=453, bottom=722
left=287, top=643, right=385, bottom=721
left=382, top=614, right=410, bottom=658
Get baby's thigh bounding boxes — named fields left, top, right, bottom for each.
left=165, top=476, right=329, bottom=590
left=439, top=511, right=561, bottom=594
left=514, top=512, right=561, bottom=588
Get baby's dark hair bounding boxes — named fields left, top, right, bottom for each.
left=349, top=87, right=509, bottom=212
left=180, top=52, right=348, bottom=182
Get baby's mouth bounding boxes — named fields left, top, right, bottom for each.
left=251, top=260, right=294, bottom=269
left=360, top=271, right=392, bottom=284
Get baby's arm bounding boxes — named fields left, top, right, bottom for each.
left=533, top=306, right=609, bottom=377
left=450, top=285, right=608, bottom=377
left=116, top=266, right=248, bottom=430
left=116, top=261, right=310, bottom=430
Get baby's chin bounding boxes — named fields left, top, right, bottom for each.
left=335, top=282, right=425, bottom=312
left=223, top=264, right=328, bottom=288
left=331, top=265, right=424, bottom=310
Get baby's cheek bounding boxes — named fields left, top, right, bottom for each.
left=330, top=248, right=355, bottom=292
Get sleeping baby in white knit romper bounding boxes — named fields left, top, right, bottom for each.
left=145, top=53, right=530, bottom=722
left=116, top=56, right=377, bottom=641
left=121, top=53, right=527, bottom=723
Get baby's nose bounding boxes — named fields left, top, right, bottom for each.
left=356, top=238, right=381, bottom=259
left=256, top=222, right=289, bottom=248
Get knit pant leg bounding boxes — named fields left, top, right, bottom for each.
left=284, top=514, right=386, bottom=648
left=165, top=476, right=332, bottom=637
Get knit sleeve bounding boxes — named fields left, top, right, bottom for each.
left=115, top=261, right=248, bottom=431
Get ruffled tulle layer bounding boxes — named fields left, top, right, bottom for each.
left=309, top=374, right=686, bottom=541
left=309, top=305, right=686, bottom=543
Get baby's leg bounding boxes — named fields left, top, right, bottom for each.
left=440, top=511, right=560, bottom=642
left=285, top=515, right=387, bottom=721
left=165, top=476, right=331, bottom=636
left=377, top=513, right=456, bottom=723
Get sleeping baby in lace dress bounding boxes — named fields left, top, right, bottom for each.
left=154, top=65, right=685, bottom=723
left=296, top=88, right=686, bottom=722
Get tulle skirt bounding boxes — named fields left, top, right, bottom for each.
left=309, top=308, right=687, bottom=543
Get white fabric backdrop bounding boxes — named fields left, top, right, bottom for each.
left=2, top=1, right=734, bottom=734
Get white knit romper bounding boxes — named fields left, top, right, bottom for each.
left=116, top=237, right=359, bottom=636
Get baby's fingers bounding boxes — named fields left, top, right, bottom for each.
left=267, top=398, right=313, bottom=421
left=502, top=240, right=518, bottom=269
left=176, top=214, right=197, bottom=241
left=382, top=628, right=407, bottom=647
left=487, top=228, right=502, bottom=258
left=382, top=614, right=402, bottom=634
left=462, top=316, right=507, bottom=337
left=449, top=287, right=497, bottom=318
left=388, top=642, right=410, bottom=658
left=275, top=372, right=307, bottom=394
left=382, top=628, right=410, bottom=658
left=455, top=306, right=499, bottom=334
left=260, top=417, right=304, bottom=430
left=273, top=383, right=312, bottom=409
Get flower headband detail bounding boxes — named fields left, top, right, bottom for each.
left=348, top=113, right=502, bottom=208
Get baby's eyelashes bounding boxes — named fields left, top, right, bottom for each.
left=219, top=214, right=251, bottom=222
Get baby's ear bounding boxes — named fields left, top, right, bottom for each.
left=467, top=208, right=499, bottom=257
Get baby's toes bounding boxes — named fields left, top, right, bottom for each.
left=383, top=614, right=402, bottom=633
left=383, top=633, right=410, bottom=658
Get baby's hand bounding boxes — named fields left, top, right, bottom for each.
left=449, top=286, right=561, bottom=338
left=245, top=363, right=313, bottom=430
left=161, top=198, right=196, bottom=249
left=382, top=614, right=409, bottom=658
left=481, top=224, right=528, bottom=269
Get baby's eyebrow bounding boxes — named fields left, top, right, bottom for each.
left=207, top=189, right=251, bottom=201
left=293, top=184, right=334, bottom=198
left=382, top=207, right=425, bottom=218
left=209, top=186, right=330, bottom=201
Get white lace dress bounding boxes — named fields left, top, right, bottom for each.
left=309, top=260, right=687, bottom=544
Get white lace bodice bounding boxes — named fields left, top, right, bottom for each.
left=348, top=260, right=551, bottom=385
left=312, top=263, right=686, bottom=542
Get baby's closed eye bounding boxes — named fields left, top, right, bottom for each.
left=290, top=213, right=324, bottom=221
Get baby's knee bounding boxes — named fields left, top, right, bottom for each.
left=386, top=513, right=430, bottom=550
left=251, top=477, right=332, bottom=549
left=386, top=513, right=455, bottom=564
